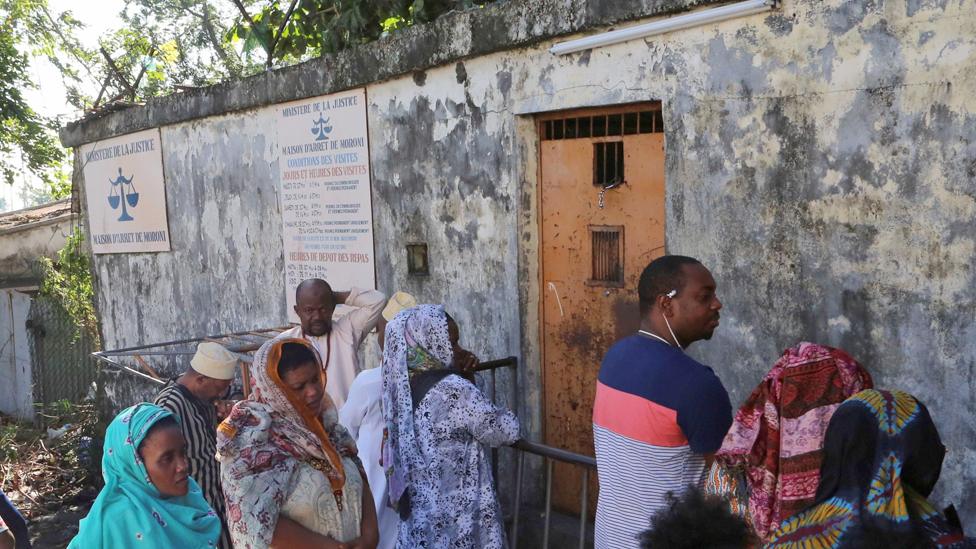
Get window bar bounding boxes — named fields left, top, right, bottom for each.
left=616, top=142, right=624, bottom=183
left=600, top=232, right=607, bottom=280
left=603, top=232, right=609, bottom=280
left=594, top=144, right=604, bottom=184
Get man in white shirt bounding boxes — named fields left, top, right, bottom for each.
left=279, top=278, right=386, bottom=409
left=339, top=291, right=416, bottom=549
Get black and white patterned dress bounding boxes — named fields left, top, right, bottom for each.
left=398, top=375, right=520, bottom=549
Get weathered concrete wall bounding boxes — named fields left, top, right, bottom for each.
left=0, top=201, right=74, bottom=287
left=67, top=0, right=976, bottom=527
left=60, top=0, right=724, bottom=148
left=661, top=0, right=976, bottom=518
left=80, top=110, right=284, bottom=352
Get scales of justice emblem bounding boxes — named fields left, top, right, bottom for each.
left=107, top=167, right=139, bottom=221
left=311, top=113, right=333, bottom=141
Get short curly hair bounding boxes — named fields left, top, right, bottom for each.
left=639, top=486, right=752, bottom=549
left=637, top=255, right=702, bottom=316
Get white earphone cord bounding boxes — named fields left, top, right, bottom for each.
left=663, top=314, right=683, bottom=350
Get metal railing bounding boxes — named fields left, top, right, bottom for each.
left=509, top=440, right=596, bottom=549
left=91, top=326, right=291, bottom=388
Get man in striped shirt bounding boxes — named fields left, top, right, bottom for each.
left=593, top=255, right=732, bottom=549
left=155, top=342, right=238, bottom=548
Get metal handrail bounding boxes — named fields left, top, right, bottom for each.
left=508, top=440, right=595, bottom=549
left=513, top=439, right=596, bottom=468
left=473, top=356, right=518, bottom=371
left=91, top=325, right=291, bottom=355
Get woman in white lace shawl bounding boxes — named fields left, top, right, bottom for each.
left=382, top=304, right=520, bottom=549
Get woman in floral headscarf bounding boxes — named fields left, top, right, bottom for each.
left=216, top=338, right=378, bottom=549
left=766, top=389, right=971, bottom=548
left=383, top=305, right=520, bottom=549
left=69, top=403, right=221, bottom=548
left=705, top=343, right=873, bottom=541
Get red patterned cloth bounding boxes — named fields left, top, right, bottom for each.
left=714, top=342, right=872, bottom=541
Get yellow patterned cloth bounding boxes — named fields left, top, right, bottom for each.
left=704, top=462, right=752, bottom=521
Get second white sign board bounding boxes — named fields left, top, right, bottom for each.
left=276, top=88, right=376, bottom=321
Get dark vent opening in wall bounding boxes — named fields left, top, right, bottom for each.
left=593, top=141, right=625, bottom=186
left=406, top=243, right=429, bottom=276
left=588, top=226, right=624, bottom=287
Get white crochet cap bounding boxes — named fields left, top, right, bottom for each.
left=190, top=341, right=238, bottom=380
left=382, top=291, right=417, bottom=321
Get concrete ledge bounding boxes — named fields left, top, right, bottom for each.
left=60, top=0, right=720, bottom=147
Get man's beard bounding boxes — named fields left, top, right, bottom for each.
left=306, top=322, right=332, bottom=337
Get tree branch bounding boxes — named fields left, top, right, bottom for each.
left=230, top=0, right=257, bottom=29
left=199, top=1, right=242, bottom=75
left=99, top=47, right=138, bottom=99
left=266, top=0, right=300, bottom=68
left=91, top=73, right=112, bottom=109
left=40, top=5, right=96, bottom=78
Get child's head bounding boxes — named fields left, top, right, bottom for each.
left=639, top=486, right=753, bottom=549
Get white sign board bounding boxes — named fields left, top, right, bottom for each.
left=81, top=128, right=171, bottom=254
left=276, top=88, right=376, bottom=321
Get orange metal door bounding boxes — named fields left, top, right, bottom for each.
left=539, top=105, right=666, bottom=514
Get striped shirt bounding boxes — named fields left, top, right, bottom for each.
left=155, top=381, right=231, bottom=549
left=592, top=335, right=732, bottom=549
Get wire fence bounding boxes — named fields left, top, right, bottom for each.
left=26, top=295, right=99, bottom=417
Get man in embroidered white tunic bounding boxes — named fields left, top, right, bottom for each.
left=279, top=278, right=386, bottom=409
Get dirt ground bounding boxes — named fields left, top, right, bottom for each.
left=27, top=502, right=92, bottom=548
left=1, top=403, right=100, bottom=548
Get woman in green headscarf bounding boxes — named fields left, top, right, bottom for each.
left=69, top=403, right=220, bottom=548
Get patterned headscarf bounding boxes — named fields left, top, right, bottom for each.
left=69, top=404, right=220, bottom=549
left=713, top=342, right=872, bottom=540
left=381, top=305, right=454, bottom=510
left=766, top=389, right=969, bottom=548
left=216, top=338, right=354, bottom=549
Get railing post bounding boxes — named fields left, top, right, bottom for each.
left=491, top=369, right=499, bottom=482
left=543, top=458, right=553, bottom=548
left=491, top=367, right=497, bottom=402
left=511, top=451, right=525, bottom=549
left=579, top=468, right=589, bottom=549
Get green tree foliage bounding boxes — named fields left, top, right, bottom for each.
left=108, top=0, right=246, bottom=92
left=228, top=0, right=494, bottom=67
left=39, top=228, right=99, bottom=343
left=0, top=0, right=67, bottom=189
left=3, top=0, right=494, bottom=205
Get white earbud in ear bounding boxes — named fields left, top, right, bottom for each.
left=666, top=289, right=677, bottom=298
